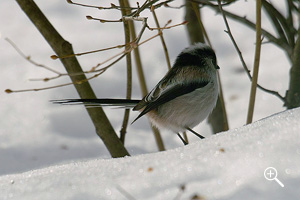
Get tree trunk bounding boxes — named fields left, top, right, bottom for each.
left=185, top=0, right=229, bottom=133
left=16, top=0, right=129, bottom=157
left=286, top=27, right=300, bottom=109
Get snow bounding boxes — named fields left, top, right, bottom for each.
left=1, top=107, right=300, bottom=200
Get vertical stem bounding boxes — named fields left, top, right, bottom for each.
left=151, top=7, right=172, bottom=70
left=123, top=0, right=165, bottom=151
left=119, top=0, right=132, bottom=143
left=187, top=0, right=229, bottom=133
left=215, top=74, right=229, bottom=130
left=185, top=0, right=204, bottom=44
left=247, top=0, right=262, bottom=124
left=191, top=2, right=209, bottom=45
left=286, top=25, right=300, bottom=108
left=128, top=24, right=148, bottom=96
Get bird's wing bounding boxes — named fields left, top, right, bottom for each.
left=131, top=79, right=209, bottom=124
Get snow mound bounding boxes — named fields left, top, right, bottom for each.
left=1, top=108, right=300, bottom=200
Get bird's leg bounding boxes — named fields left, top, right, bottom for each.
left=186, top=127, right=205, bottom=139
left=177, top=133, right=188, bottom=145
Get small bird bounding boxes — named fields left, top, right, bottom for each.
left=53, top=43, right=219, bottom=143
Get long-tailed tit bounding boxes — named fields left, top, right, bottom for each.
left=53, top=43, right=219, bottom=142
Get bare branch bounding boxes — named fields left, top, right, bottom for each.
left=15, top=0, right=130, bottom=158
left=262, top=0, right=296, bottom=48
left=119, top=0, right=132, bottom=144
left=286, top=27, right=300, bottom=108
left=151, top=6, right=171, bottom=69
left=128, top=0, right=160, bottom=17
left=5, top=82, right=75, bottom=93
left=126, top=7, right=166, bottom=151
left=246, top=0, right=262, bottom=124
left=6, top=17, right=188, bottom=92
left=51, top=44, right=125, bottom=60
left=5, top=38, right=62, bottom=76
left=86, top=15, right=123, bottom=23
left=67, top=0, right=136, bottom=11
left=217, top=0, right=285, bottom=102
left=190, top=0, right=237, bottom=7
left=207, top=4, right=293, bottom=59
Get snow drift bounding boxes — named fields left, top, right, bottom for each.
left=1, top=108, right=300, bottom=200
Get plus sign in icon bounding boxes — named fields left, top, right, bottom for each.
left=264, top=167, right=284, bottom=187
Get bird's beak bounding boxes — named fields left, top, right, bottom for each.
left=216, top=65, right=220, bottom=69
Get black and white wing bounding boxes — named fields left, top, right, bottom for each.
left=132, top=73, right=209, bottom=123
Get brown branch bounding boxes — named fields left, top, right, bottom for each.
left=262, top=0, right=296, bottom=48
left=151, top=6, right=172, bottom=70
left=217, top=0, right=285, bottom=103
left=128, top=0, right=160, bottom=17
left=185, top=0, right=229, bottom=132
left=5, top=82, right=74, bottom=93
left=67, top=0, right=136, bottom=11
left=246, top=0, right=262, bottom=124
left=208, top=5, right=293, bottom=59
left=126, top=4, right=165, bottom=151
left=286, top=26, right=300, bottom=108
left=185, top=1, right=205, bottom=44
left=5, top=38, right=62, bottom=76
left=119, top=0, right=132, bottom=144
left=51, top=44, right=125, bottom=60
left=147, top=20, right=188, bottom=31
left=10, top=0, right=187, bottom=91
left=6, top=27, right=173, bottom=90
left=86, top=15, right=123, bottom=23
left=15, top=0, right=129, bottom=158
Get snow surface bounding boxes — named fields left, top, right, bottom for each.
left=1, top=107, right=300, bottom=200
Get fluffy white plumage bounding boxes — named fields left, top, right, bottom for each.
left=134, top=43, right=219, bottom=132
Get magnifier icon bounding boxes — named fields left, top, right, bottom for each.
left=264, top=167, right=284, bottom=187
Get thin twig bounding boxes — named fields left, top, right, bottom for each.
left=191, top=0, right=237, bottom=7
left=123, top=16, right=148, bottom=44
left=89, top=48, right=128, bottom=71
left=151, top=6, right=172, bottom=70
left=208, top=5, right=293, bottom=59
left=67, top=0, right=136, bottom=11
left=5, top=82, right=74, bottom=93
left=262, top=0, right=296, bottom=48
left=68, top=0, right=178, bottom=14
left=148, top=20, right=188, bottom=31
left=5, top=32, right=160, bottom=93
left=128, top=0, right=160, bottom=17
left=217, top=0, right=285, bottom=103
left=86, top=15, right=123, bottom=23
left=6, top=7, right=187, bottom=94
left=163, top=1, right=185, bottom=9
left=51, top=44, right=125, bottom=60
left=5, top=38, right=61, bottom=75
left=126, top=6, right=166, bottom=151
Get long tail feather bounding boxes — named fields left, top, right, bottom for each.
left=51, top=98, right=141, bottom=108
